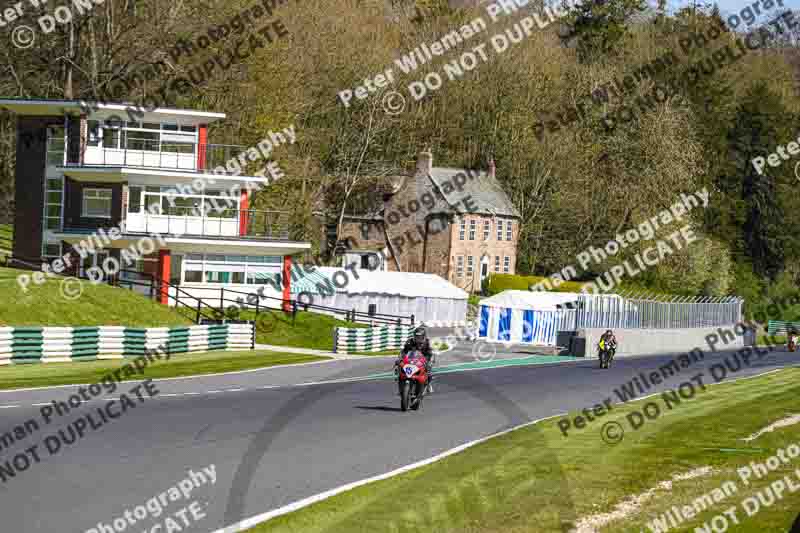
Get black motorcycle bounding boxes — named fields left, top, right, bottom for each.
left=598, top=345, right=616, bottom=369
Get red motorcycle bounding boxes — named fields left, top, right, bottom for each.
left=396, top=350, right=429, bottom=412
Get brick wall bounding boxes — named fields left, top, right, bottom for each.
left=448, top=213, right=518, bottom=292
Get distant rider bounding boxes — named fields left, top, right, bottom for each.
left=598, top=329, right=617, bottom=362
left=399, top=325, right=435, bottom=392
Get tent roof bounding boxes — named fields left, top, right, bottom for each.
left=311, top=268, right=468, bottom=299
left=479, top=290, right=583, bottom=310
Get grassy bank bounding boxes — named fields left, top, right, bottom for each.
left=0, top=267, right=191, bottom=327
left=0, top=349, right=327, bottom=390
left=238, top=309, right=365, bottom=351
left=248, top=368, right=800, bottom=533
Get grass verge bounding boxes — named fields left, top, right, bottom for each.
left=246, top=367, right=800, bottom=533
left=0, top=349, right=327, bottom=390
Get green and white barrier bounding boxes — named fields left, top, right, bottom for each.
left=334, top=324, right=414, bottom=354
left=0, top=323, right=253, bottom=364
left=767, top=320, right=800, bottom=335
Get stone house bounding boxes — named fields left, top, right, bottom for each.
left=335, top=149, right=520, bottom=293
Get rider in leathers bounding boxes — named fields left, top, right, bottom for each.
left=398, top=326, right=434, bottom=392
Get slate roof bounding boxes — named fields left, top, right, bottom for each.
left=427, top=167, right=520, bottom=218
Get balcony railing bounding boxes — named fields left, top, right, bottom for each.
left=62, top=209, right=296, bottom=241
left=50, top=136, right=254, bottom=175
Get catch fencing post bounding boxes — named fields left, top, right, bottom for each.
left=195, top=299, right=201, bottom=324
left=250, top=320, right=255, bottom=349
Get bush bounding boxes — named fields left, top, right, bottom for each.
left=486, top=273, right=589, bottom=295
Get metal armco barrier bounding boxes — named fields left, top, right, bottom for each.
left=0, top=324, right=253, bottom=364
left=333, top=324, right=414, bottom=354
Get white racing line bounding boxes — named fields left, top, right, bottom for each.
left=210, top=366, right=795, bottom=533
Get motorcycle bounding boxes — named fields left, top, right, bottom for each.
left=396, top=350, right=429, bottom=412
left=598, top=345, right=616, bottom=369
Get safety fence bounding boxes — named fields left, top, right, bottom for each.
left=0, top=323, right=254, bottom=364
left=767, top=321, right=800, bottom=336
left=477, top=291, right=743, bottom=347
left=574, top=292, right=743, bottom=330
left=333, top=324, right=414, bottom=354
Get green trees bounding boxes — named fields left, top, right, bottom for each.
left=727, top=83, right=793, bottom=278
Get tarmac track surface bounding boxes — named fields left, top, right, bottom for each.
left=0, top=343, right=796, bottom=533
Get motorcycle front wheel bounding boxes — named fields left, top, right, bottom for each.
left=411, top=381, right=424, bottom=411
left=400, top=380, right=411, bottom=412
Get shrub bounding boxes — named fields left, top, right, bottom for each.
left=486, top=273, right=589, bottom=295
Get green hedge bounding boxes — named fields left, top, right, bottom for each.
left=486, top=273, right=589, bottom=295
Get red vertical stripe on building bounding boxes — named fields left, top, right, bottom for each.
left=158, top=249, right=171, bottom=305
left=197, top=124, right=208, bottom=170
left=282, top=255, right=292, bottom=312
left=239, top=189, right=249, bottom=236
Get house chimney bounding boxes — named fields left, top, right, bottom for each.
left=417, top=147, right=433, bottom=176
left=488, top=156, right=495, bottom=178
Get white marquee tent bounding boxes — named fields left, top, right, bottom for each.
left=477, top=290, right=582, bottom=346
left=300, top=267, right=468, bottom=326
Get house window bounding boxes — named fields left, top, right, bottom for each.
left=506, top=220, right=513, bottom=241
left=467, top=255, right=474, bottom=274
left=128, top=186, right=142, bottom=213
left=184, top=270, right=203, bottom=283
left=360, top=223, right=371, bottom=241
left=468, top=220, right=476, bottom=241
left=483, top=220, right=490, bottom=240
left=87, top=120, right=101, bottom=147
left=503, top=256, right=510, bottom=273
left=497, top=219, right=503, bottom=241
left=456, top=255, right=464, bottom=277
left=82, top=188, right=113, bottom=218
left=44, top=176, right=63, bottom=230
left=459, top=218, right=465, bottom=241
left=494, top=256, right=500, bottom=272
left=42, top=242, right=61, bottom=259
left=183, top=254, right=282, bottom=285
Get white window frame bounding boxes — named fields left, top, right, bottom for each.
left=494, top=255, right=500, bottom=272
left=459, top=218, right=465, bottom=241
left=503, top=256, right=510, bottom=273
left=467, top=255, right=474, bottom=274
left=497, top=219, right=503, bottom=241
left=506, top=220, right=513, bottom=241
left=181, top=253, right=282, bottom=285
left=483, top=220, right=490, bottom=240
left=82, top=188, right=113, bottom=219
left=133, top=185, right=240, bottom=218
left=43, top=176, right=64, bottom=231
left=93, top=121, right=198, bottom=151
left=456, top=255, right=464, bottom=277
left=468, top=220, right=476, bottom=241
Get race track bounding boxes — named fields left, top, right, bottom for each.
left=0, top=343, right=796, bottom=533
